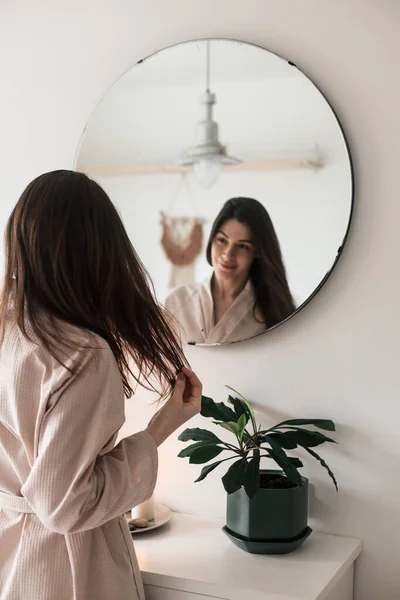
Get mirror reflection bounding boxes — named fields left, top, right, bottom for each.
left=76, top=39, right=353, bottom=346
left=164, top=197, right=296, bottom=344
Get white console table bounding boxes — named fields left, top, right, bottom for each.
left=134, top=512, right=361, bottom=600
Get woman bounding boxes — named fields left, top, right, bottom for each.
left=0, top=170, right=202, bottom=600
left=164, top=197, right=296, bottom=344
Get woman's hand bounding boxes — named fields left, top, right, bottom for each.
left=145, top=367, right=202, bottom=447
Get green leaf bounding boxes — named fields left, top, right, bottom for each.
left=304, top=447, right=338, bottom=491
left=263, top=435, right=303, bottom=487
left=270, top=429, right=337, bottom=448
left=201, top=395, right=237, bottom=422
left=274, top=419, right=335, bottom=431
left=194, top=459, right=228, bottom=482
left=222, top=458, right=248, bottom=494
left=243, top=454, right=260, bottom=498
left=228, top=395, right=251, bottom=422
left=189, top=445, right=225, bottom=464
left=178, top=442, right=219, bottom=458
left=288, top=457, right=303, bottom=468
left=178, top=428, right=223, bottom=444
left=225, top=386, right=256, bottom=422
left=267, top=449, right=303, bottom=487
left=216, top=421, right=241, bottom=437
left=264, top=430, right=337, bottom=489
left=266, top=432, right=298, bottom=450
left=237, top=413, right=247, bottom=441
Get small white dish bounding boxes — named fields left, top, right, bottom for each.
left=129, top=503, right=172, bottom=535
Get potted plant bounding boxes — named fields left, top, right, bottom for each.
left=178, top=386, right=338, bottom=555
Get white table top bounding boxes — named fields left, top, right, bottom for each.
left=134, top=512, right=362, bottom=600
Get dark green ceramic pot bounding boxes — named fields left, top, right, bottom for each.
left=226, top=469, right=308, bottom=541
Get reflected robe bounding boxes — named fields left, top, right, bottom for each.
left=164, top=276, right=267, bottom=344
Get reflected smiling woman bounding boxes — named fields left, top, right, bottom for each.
left=164, top=197, right=296, bottom=344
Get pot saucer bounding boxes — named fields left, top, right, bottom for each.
left=222, top=525, right=312, bottom=555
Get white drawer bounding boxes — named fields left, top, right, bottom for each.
left=144, top=584, right=219, bottom=600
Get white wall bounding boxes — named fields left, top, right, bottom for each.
left=0, top=1, right=399, bottom=598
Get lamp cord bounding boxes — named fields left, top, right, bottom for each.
left=206, top=40, right=211, bottom=92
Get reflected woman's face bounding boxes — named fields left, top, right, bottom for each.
left=211, top=219, right=257, bottom=283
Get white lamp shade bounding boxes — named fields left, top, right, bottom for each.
left=193, top=158, right=222, bottom=189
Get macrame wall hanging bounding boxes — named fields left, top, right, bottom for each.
left=160, top=175, right=206, bottom=289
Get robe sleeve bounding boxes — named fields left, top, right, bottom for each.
left=163, top=289, right=179, bottom=316
left=163, top=290, right=187, bottom=341
left=21, top=344, right=158, bottom=534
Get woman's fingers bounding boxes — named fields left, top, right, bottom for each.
left=146, top=368, right=203, bottom=445
left=181, top=366, right=202, bottom=397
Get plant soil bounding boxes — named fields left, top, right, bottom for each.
left=259, top=473, right=297, bottom=489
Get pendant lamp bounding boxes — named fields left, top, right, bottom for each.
left=176, top=41, right=242, bottom=189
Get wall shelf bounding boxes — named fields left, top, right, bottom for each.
left=78, top=159, right=323, bottom=177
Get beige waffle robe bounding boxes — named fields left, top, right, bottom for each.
left=0, top=314, right=158, bottom=600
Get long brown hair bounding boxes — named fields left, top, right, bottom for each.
left=206, top=197, right=296, bottom=328
left=0, top=170, right=188, bottom=399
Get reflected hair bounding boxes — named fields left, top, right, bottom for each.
left=206, top=197, right=296, bottom=329
left=0, top=169, right=188, bottom=399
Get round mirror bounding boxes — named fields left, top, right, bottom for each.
left=75, top=39, right=353, bottom=346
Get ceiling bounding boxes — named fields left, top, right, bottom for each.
left=115, top=40, right=299, bottom=90
left=76, top=40, right=340, bottom=169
